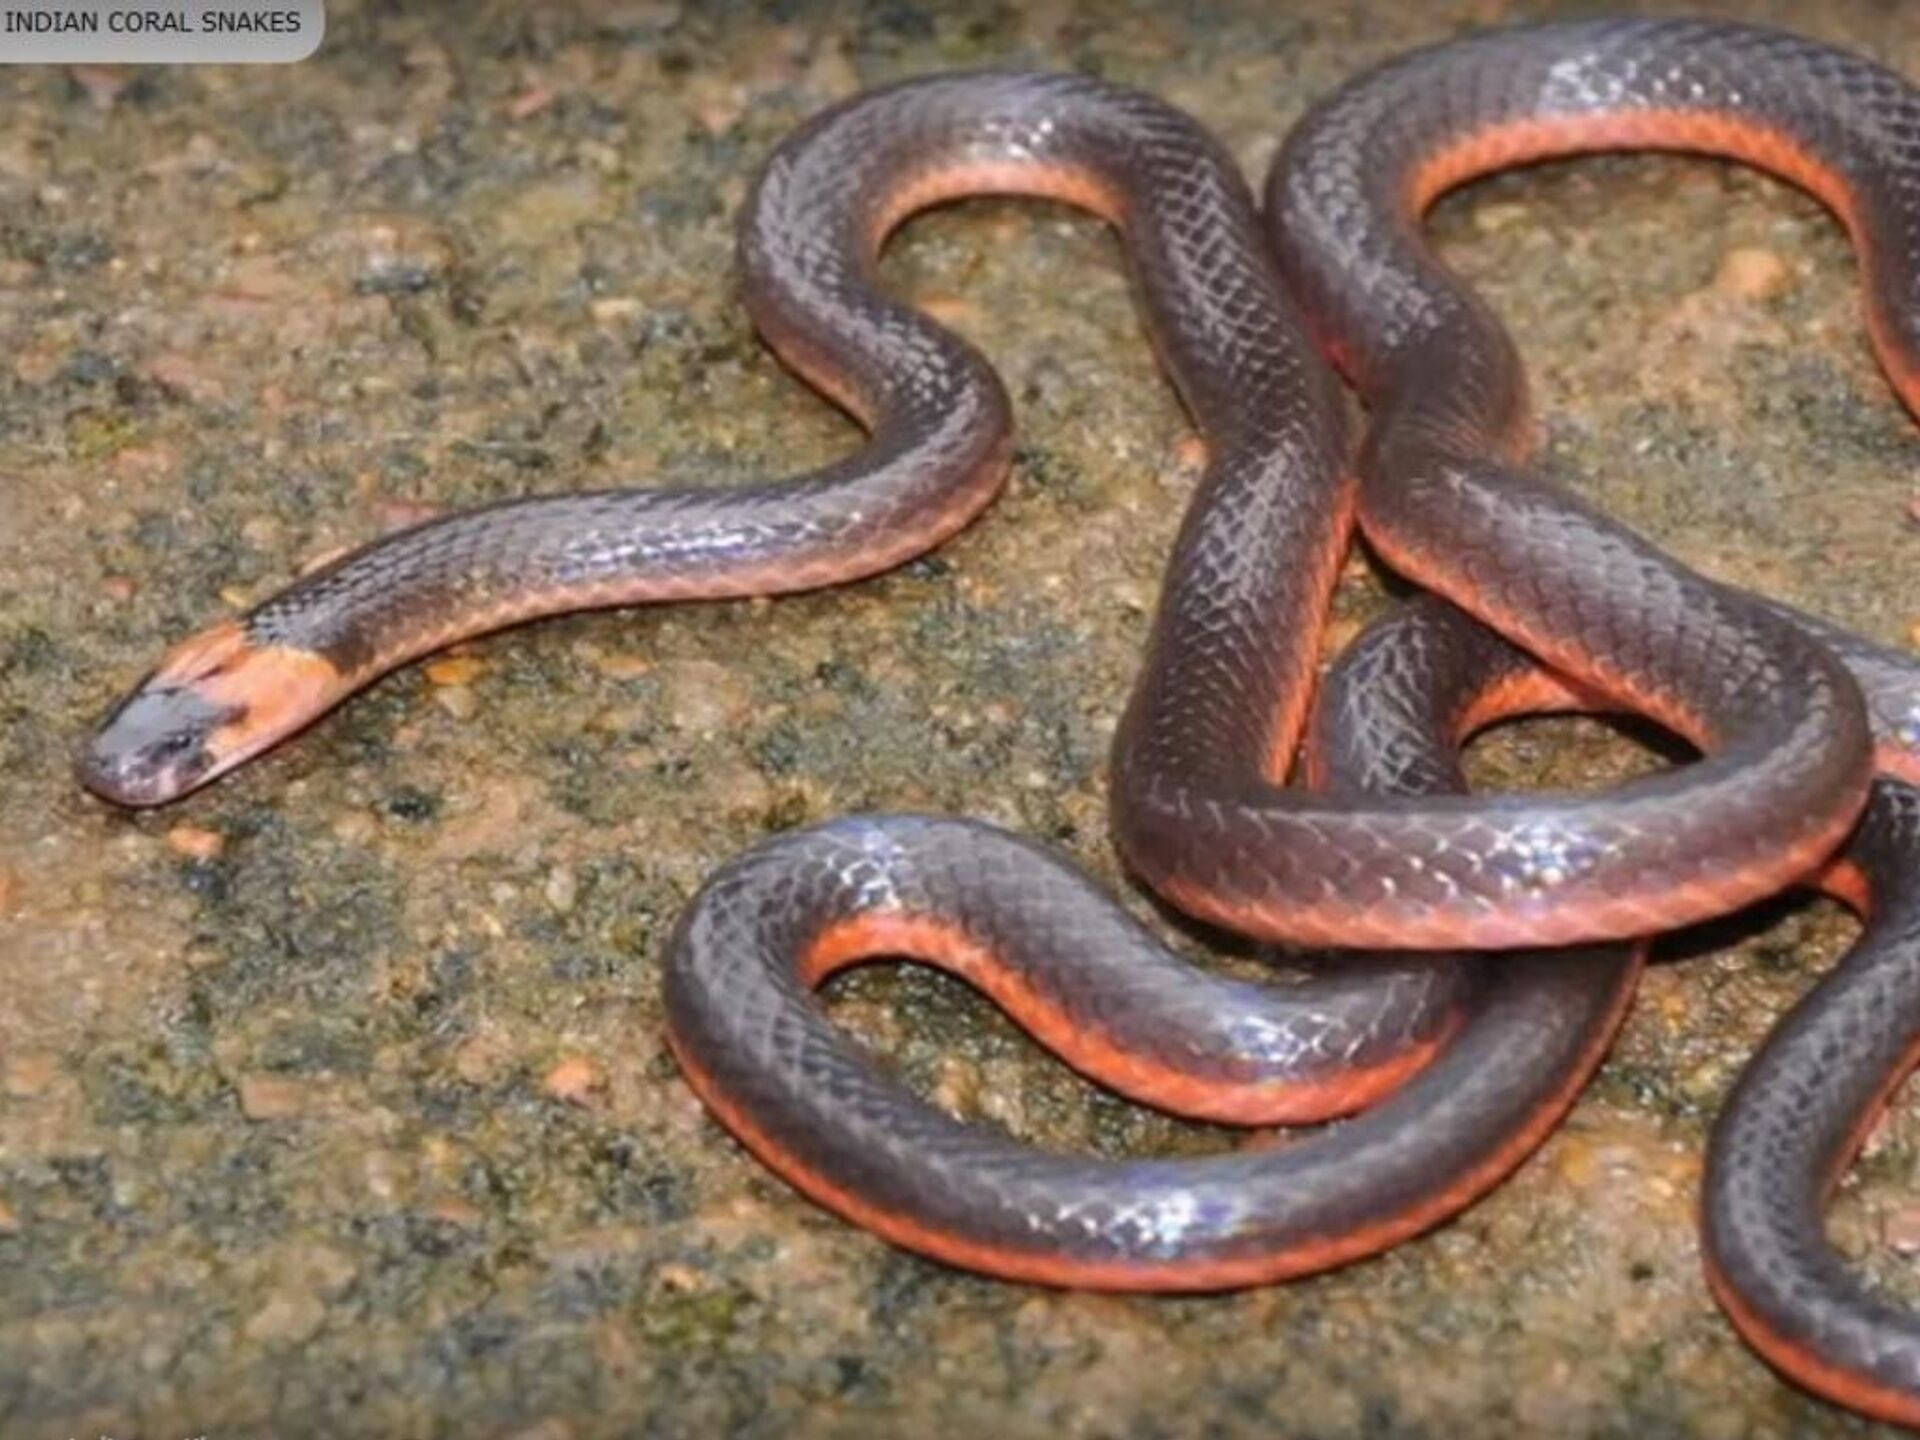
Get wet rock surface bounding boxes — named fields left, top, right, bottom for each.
left=3, top=1, right=1918, bottom=1435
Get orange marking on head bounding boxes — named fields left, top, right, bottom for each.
left=198, top=643, right=345, bottom=762
left=151, top=618, right=253, bottom=686
left=153, top=625, right=346, bottom=773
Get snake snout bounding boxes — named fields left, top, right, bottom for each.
left=77, top=681, right=232, bottom=807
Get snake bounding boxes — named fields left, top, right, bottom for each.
left=73, top=17, right=1920, bottom=1428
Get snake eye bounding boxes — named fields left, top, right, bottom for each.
left=151, top=730, right=198, bottom=759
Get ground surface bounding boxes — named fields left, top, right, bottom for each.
left=3, top=1, right=1919, bottom=1436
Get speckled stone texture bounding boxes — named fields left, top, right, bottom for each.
left=3, top=1, right=1919, bottom=1436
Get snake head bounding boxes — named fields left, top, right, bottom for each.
left=79, top=678, right=237, bottom=806
left=77, top=620, right=341, bottom=807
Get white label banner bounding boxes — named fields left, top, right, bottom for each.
left=0, top=1, right=323, bottom=62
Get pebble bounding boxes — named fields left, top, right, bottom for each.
left=1110, top=578, right=1151, bottom=615
left=1317, top=615, right=1363, bottom=658
left=0, top=1198, right=16, bottom=1233
left=433, top=685, right=477, bottom=720
left=589, top=297, right=643, bottom=324
left=292, top=1242, right=358, bottom=1298
left=1885, top=1203, right=1920, bottom=1255
left=453, top=1033, right=510, bottom=1086
left=431, top=779, right=538, bottom=860
left=655, top=1262, right=705, bottom=1294
left=589, top=649, right=653, bottom=681
left=236, top=1073, right=309, bottom=1121
left=804, top=43, right=858, bottom=100
left=144, top=350, right=227, bottom=405
left=427, top=1196, right=484, bottom=1229
left=1553, top=1132, right=1600, bottom=1189
left=657, top=658, right=752, bottom=735
left=930, top=1055, right=982, bottom=1116
left=543, top=1054, right=605, bottom=1105
left=703, top=759, right=772, bottom=820
left=506, top=86, right=555, bottom=120
left=182, top=940, right=223, bottom=972
left=1166, top=432, right=1207, bottom=481
left=917, top=295, right=985, bottom=331
left=1713, top=247, right=1791, bottom=301
left=1472, top=199, right=1531, bottom=234
left=239, top=515, right=281, bottom=550
left=424, top=654, right=485, bottom=686
left=218, top=254, right=306, bottom=305
left=687, top=76, right=746, bottom=136
left=3, top=1051, right=59, bottom=1098
left=12, top=343, right=62, bottom=385
left=243, top=1290, right=328, bottom=1346
left=109, top=441, right=178, bottom=481
left=330, top=812, right=376, bottom=846
left=361, top=1149, right=401, bottom=1203
left=164, top=824, right=225, bottom=861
